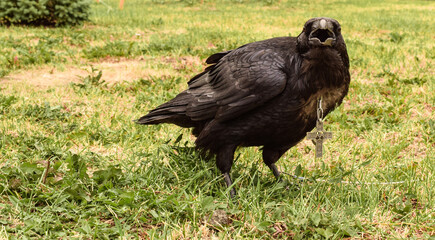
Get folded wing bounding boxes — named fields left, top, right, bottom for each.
left=186, top=45, right=288, bottom=122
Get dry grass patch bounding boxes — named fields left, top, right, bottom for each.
left=0, top=57, right=202, bottom=88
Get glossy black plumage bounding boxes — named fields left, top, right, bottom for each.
left=136, top=17, right=350, bottom=196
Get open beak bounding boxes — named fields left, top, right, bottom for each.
left=308, top=19, right=336, bottom=46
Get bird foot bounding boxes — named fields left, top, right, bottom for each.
left=268, top=163, right=281, bottom=180
left=223, top=172, right=236, bottom=198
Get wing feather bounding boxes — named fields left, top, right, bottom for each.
left=186, top=42, right=289, bottom=122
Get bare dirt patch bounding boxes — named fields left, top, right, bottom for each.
left=0, top=57, right=203, bottom=88
left=1, top=67, right=88, bottom=87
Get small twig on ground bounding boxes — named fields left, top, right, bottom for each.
left=42, top=160, right=50, bottom=184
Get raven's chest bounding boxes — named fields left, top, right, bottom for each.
left=299, top=84, right=348, bottom=123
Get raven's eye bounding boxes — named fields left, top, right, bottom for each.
left=337, top=27, right=341, bottom=33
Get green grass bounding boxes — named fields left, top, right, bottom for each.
left=0, top=0, right=434, bottom=238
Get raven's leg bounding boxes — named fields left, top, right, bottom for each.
left=268, top=163, right=281, bottom=179
left=263, top=147, right=288, bottom=180
left=216, top=145, right=237, bottom=198
left=223, top=172, right=235, bottom=198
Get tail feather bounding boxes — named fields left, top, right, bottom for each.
left=135, top=92, right=195, bottom=127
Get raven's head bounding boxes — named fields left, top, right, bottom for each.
left=297, top=17, right=344, bottom=51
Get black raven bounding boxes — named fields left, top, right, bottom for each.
left=136, top=17, right=350, bottom=197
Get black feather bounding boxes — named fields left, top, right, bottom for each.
left=136, top=17, right=350, bottom=197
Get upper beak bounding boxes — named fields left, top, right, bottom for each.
left=308, top=19, right=336, bottom=46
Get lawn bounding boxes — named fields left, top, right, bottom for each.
left=0, top=0, right=434, bottom=239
